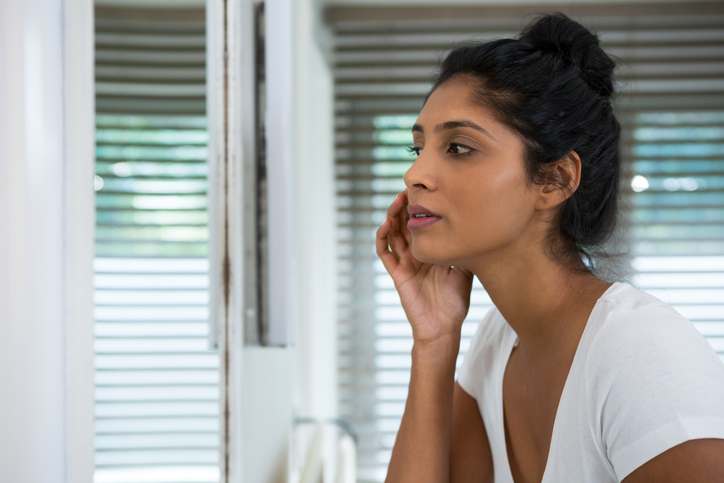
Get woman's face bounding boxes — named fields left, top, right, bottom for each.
left=404, top=76, right=543, bottom=267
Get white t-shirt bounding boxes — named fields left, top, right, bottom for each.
left=456, top=281, right=724, bottom=482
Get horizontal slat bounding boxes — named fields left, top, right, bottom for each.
left=94, top=292, right=209, bottom=305
left=94, top=258, right=208, bottom=272
left=96, top=370, right=218, bottom=385
left=96, top=324, right=210, bottom=339
left=95, top=245, right=207, bottom=258
left=95, top=338, right=212, bottom=353
left=96, top=418, right=218, bottom=434
left=95, top=308, right=209, bottom=321
left=95, top=355, right=218, bottom=370
left=95, top=10, right=205, bottom=31
left=97, top=82, right=205, bottom=97
left=96, top=99, right=205, bottom=115
left=96, top=136, right=207, bottom=146
left=95, top=386, right=219, bottom=402
left=94, top=449, right=218, bottom=465
left=96, top=114, right=206, bottom=129
left=96, top=32, right=205, bottom=49
left=96, top=49, right=205, bottom=64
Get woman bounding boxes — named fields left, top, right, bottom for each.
left=376, top=12, right=724, bottom=483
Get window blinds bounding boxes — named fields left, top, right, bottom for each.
left=326, top=4, right=724, bottom=482
left=94, top=7, right=219, bottom=483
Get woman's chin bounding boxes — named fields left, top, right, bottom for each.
left=410, top=243, right=455, bottom=266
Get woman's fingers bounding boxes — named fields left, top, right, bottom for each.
left=386, top=193, right=409, bottom=257
left=451, top=266, right=474, bottom=286
left=453, top=266, right=473, bottom=278
left=377, top=192, right=415, bottom=275
left=376, top=217, right=399, bottom=273
left=400, top=190, right=413, bottom=247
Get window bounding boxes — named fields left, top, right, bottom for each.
left=93, top=6, right=219, bottom=482
left=327, top=4, right=724, bottom=481
left=629, top=112, right=724, bottom=354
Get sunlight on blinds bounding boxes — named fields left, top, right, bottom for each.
left=629, top=112, right=724, bottom=359
left=93, top=7, right=219, bottom=483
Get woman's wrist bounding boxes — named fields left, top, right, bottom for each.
left=412, top=332, right=461, bottom=363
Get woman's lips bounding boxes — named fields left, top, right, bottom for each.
left=406, top=203, right=442, bottom=230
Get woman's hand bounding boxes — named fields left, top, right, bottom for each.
left=376, top=190, right=474, bottom=344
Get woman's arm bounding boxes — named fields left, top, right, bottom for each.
left=385, top=334, right=460, bottom=483
left=622, top=439, right=724, bottom=483
left=385, top=339, right=495, bottom=483
left=376, top=190, right=476, bottom=481
left=450, top=382, right=494, bottom=482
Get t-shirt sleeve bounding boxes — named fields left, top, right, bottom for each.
left=456, top=308, right=497, bottom=399
left=591, top=303, right=724, bottom=481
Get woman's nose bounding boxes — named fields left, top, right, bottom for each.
left=403, top=152, right=437, bottom=192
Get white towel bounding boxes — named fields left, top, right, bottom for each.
left=299, top=422, right=324, bottom=483
left=334, top=432, right=356, bottom=483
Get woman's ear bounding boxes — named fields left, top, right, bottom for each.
left=535, top=151, right=581, bottom=211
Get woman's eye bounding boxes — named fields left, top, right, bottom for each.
left=406, top=146, right=421, bottom=156
left=448, top=143, right=472, bottom=155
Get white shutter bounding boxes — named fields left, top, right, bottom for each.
left=327, top=4, right=724, bottom=482
left=93, top=7, right=219, bottom=483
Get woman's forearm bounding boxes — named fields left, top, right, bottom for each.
left=385, top=333, right=461, bottom=483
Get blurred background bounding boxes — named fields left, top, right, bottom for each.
left=1, top=0, right=723, bottom=482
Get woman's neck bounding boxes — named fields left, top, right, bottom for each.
left=470, top=245, right=612, bottom=367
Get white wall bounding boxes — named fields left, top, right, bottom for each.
left=291, top=0, right=339, bottom=479
left=0, top=2, right=66, bottom=480
left=0, top=0, right=94, bottom=481
left=292, top=0, right=338, bottom=427
left=63, top=0, right=96, bottom=480
left=223, top=0, right=338, bottom=480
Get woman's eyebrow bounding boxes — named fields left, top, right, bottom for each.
left=411, top=119, right=497, bottom=141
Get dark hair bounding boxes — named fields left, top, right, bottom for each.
left=426, top=12, right=621, bottom=271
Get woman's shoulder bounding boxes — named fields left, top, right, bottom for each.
left=597, top=280, right=682, bottom=317
left=580, top=281, right=724, bottom=413
left=588, top=281, right=718, bottom=360
left=579, top=282, right=724, bottom=480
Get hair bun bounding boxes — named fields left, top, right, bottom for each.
left=518, top=12, right=615, bottom=98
